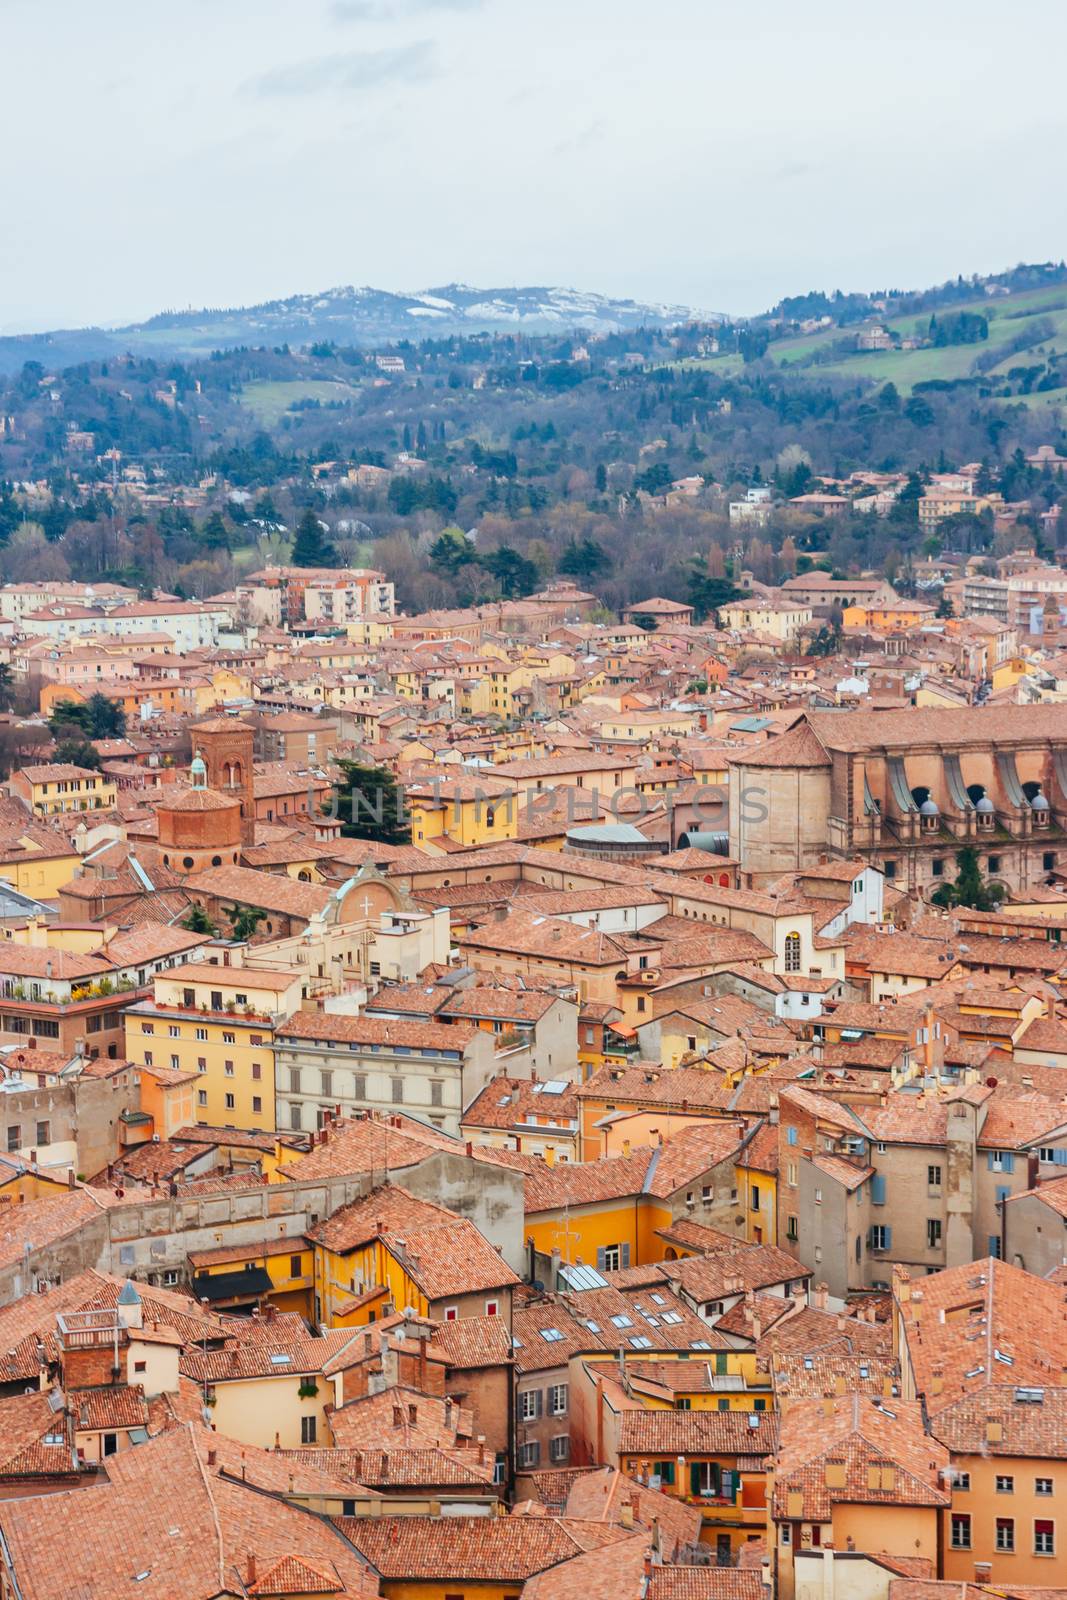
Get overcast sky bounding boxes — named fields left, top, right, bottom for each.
left=4, top=0, right=1067, bottom=331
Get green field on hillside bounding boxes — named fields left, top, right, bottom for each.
left=770, top=282, right=1067, bottom=393
left=238, top=378, right=358, bottom=425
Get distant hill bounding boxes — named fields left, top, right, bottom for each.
left=0, top=282, right=718, bottom=370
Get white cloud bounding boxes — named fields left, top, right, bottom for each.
left=246, top=40, right=438, bottom=95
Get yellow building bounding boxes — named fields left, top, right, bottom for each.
left=341, top=616, right=394, bottom=646
left=616, top=1406, right=774, bottom=1561
left=406, top=774, right=518, bottom=851
left=124, top=962, right=303, bottom=1133
left=842, top=601, right=935, bottom=632
left=992, top=654, right=1030, bottom=693
left=10, top=763, right=117, bottom=817
left=771, top=1395, right=948, bottom=1600
left=588, top=1347, right=770, bottom=1413
left=0, top=834, right=81, bottom=901
left=308, top=1184, right=519, bottom=1329
left=182, top=1327, right=365, bottom=1449
left=188, top=1236, right=314, bottom=1316
left=734, top=1126, right=779, bottom=1246
left=717, top=600, right=813, bottom=643
left=138, top=1061, right=198, bottom=1140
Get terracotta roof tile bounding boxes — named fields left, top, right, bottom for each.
left=618, top=1408, right=779, bottom=1457
left=335, top=1513, right=607, bottom=1582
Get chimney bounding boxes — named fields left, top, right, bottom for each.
left=444, top=1397, right=453, bottom=1432
left=246, top=1555, right=256, bottom=1587
left=408, top=1403, right=417, bottom=1425
left=814, top=1282, right=829, bottom=1312
left=620, top=1498, right=635, bottom=1530
left=392, top=1404, right=403, bottom=1428
left=207, top=1448, right=217, bottom=1467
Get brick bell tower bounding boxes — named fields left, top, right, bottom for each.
left=189, top=716, right=256, bottom=845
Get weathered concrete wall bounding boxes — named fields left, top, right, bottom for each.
left=2, top=1148, right=526, bottom=1306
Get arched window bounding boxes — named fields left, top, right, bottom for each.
left=784, top=932, right=802, bottom=973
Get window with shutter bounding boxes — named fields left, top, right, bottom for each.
left=871, top=1174, right=886, bottom=1205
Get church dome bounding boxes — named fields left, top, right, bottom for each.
left=1031, top=790, right=1050, bottom=811
left=919, top=798, right=940, bottom=816
left=975, top=796, right=995, bottom=814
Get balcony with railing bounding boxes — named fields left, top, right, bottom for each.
left=56, top=1309, right=123, bottom=1350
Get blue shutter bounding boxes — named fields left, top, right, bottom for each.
left=596, top=1247, right=606, bottom=1270
left=787, top=1126, right=798, bottom=1146
left=986, top=1153, right=996, bottom=1171
left=870, top=1174, right=886, bottom=1205
left=883, top=1225, right=892, bottom=1249
left=989, top=1235, right=1002, bottom=1258
left=1054, top=1149, right=1067, bottom=1167
left=1002, top=1154, right=1014, bottom=1173
left=621, top=1243, right=631, bottom=1268
left=996, top=1185, right=1010, bottom=1205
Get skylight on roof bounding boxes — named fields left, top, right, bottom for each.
left=269, top=1352, right=292, bottom=1365
left=661, top=1311, right=682, bottom=1325
left=539, top=1327, right=564, bottom=1342
left=538, top=1080, right=568, bottom=1095
left=691, top=1341, right=712, bottom=1350
left=610, top=1314, right=633, bottom=1328
left=630, top=1335, right=653, bottom=1349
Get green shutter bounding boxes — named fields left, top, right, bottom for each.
left=690, top=1462, right=702, bottom=1497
